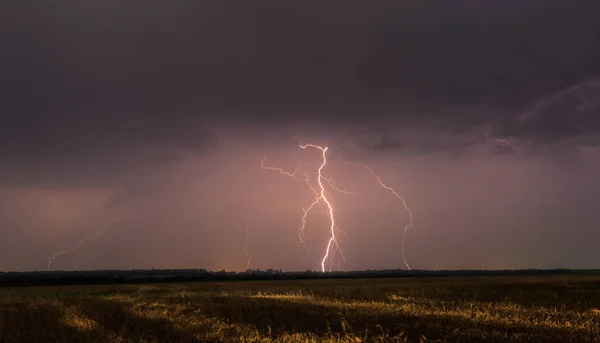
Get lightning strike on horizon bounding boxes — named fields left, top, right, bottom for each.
left=47, top=218, right=127, bottom=271
left=298, top=144, right=339, bottom=273
left=262, top=144, right=344, bottom=272
left=263, top=142, right=415, bottom=271
left=359, top=164, right=414, bottom=270
left=243, top=216, right=251, bottom=270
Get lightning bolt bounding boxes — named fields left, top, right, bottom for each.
left=262, top=142, right=414, bottom=272
left=298, top=144, right=339, bottom=273
left=298, top=168, right=357, bottom=249
left=263, top=144, right=346, bottom=272
left=47, top=218, right=127, bottom=271
left=297, top=172, right=321, bottom=246
left=243, top=215, right=251, bottom=271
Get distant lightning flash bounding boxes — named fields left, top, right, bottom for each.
left=360, top=165, right=414, bottom=270
left=243, top=215, right=252, bottom=270
left=47, top=218, right=127, bottom=271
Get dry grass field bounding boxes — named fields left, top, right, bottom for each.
left=1, top=274, right=600, bottom=342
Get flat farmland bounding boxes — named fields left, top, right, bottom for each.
left=1, top=275, right=600, bottom=342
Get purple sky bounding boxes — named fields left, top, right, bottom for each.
left=1, top=1, right=600, bottom=271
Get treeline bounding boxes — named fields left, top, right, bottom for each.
left=1, top=268, right=597, bottom=287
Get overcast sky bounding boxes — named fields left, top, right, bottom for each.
left=1, top=1, right=600, bottom=272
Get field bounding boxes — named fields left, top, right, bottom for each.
left=1, top=274, right=600, bottom=342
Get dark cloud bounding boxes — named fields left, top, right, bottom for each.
left=2, top=0, right=600, bottom=129
left=511, top=79, right=600, bottom=142
left=3, top=0, right=600, bottom=188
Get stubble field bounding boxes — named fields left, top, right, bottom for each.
left=1, top=274, right=600, bottom=342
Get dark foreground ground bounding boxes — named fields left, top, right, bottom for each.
left=1, top=275, right=599, bottom=342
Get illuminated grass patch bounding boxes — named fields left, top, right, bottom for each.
left=1, top=275, right=599, bottom=342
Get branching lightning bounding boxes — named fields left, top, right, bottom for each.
left=298, top=144, right=338, bottom=273
left=261, top=154, right=307, bottom=180
left=323, top=176, right=359, bottom=195
left=262, top=143, right=345, bottom=272
left=47, top=218, right=127, bottom=271
left=298, top=172, right=322, bottom=245
left=262, top=140, right=414, bottom=272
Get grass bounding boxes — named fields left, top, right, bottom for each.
left=1, top=275, right=600, bottom=342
